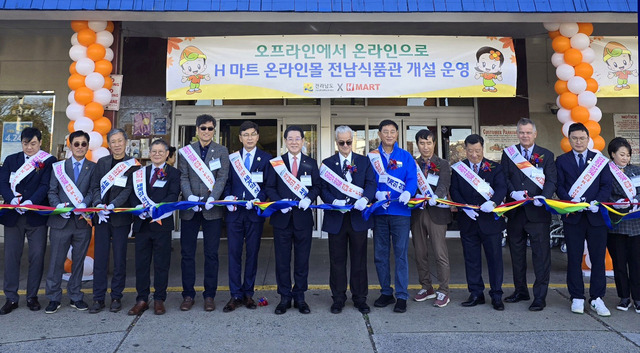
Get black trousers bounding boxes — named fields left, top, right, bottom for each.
left=563, top=220, right=607, bottom=300
left=460, top=225, right=503, bottom=300
left=507, top=209, right=551, bottom=300
left=607, top=233, right=640, bottom=301
left=328, top=213, right=368, bottom=304
left=273, top=223, right=312, bottom=303
left=135, top=230, right=172, bottom=302
left=93, top=222, right=130, bottom=301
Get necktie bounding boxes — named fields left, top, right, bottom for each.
left=245, top=153, right=251, bottom=170
left=523, top=149, right=529, bottom=161
left=578, top=153, right=585, bottom=170
left=342, top=159, right=349, bottom=177
left=73, top=162, right=81, bottom=183
left=292, top=156, right=298, bottom=177
left=473, top=163, right=479, bottom=174
left=150, top=167, right=159, bottom=186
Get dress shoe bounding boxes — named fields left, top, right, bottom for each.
left=354, top=301, right=371, bottom=314
left=180, top=296, right=194, bottom=311
left=244, top=296, right=257, bottom=309
left=274, top=300, right=292, bottom=315
left=128, top=301, right=149, bottom=316
left=330, top=302, right=344, bottom=314
left=492, top=298, right=505, bottom=311
left=27, top=297, right=41, bottom=311
left=0, top=300, right=19, bottom=315
left=223, top=297, right=243, bottom=313
left=204, top=297, right=216, bottom=311
left=154, top=300, right=166, bottom=315
left=110, top=299, right=122, bottom=313
left=529, top=299, right=546, bottom=311
left=294, top=301, right=311, bottom=314
left=461, top=295, right=486, bottom=307
left=45, top=301, right=61, bottom=314
left=374, top=294, right=396, bottom=308
left=89, top=301, right=105, bottom=314
left=393, top=299, right=407, bottom=313
left=504, top=292, right=531, bottom=303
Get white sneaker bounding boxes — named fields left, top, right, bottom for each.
left=571, top=298, right=584, bottom=314
left=590, top=297, right=611, bottom=317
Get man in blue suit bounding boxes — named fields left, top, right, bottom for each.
left=0, top=127, right=56, bottom=315
left=556, top=122, right=612, bottom=317
left=221, top=121, right=271, bottom=312
left=320, top=126, right=377, bottom=314
left=450, top=134, right=507, bottom=311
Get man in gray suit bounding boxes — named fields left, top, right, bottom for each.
left=178, top=114, right=229, bottom=311
left=44, top=130, right=96, bottom=314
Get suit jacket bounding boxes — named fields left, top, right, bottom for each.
left=47, top=158, right=96, bottom=230
left=320, top=152, right=377, bottom=233
left=415, top=154, right=452, bottom=225
left=265, top=153, right=321, bottom=230
left=223, top=148, right=272, bottom=224
left=556, top=150, right=612, bottom=226
left=0, top=151, right=56, bottom=227
left=130, top=164, right=181, bottom=232
left=178, top=141, right=229, bottom=221
left=90, top=155, right=139, bottom=227
left=450, top=158, right=507, bottom=235
left=501, top=144, right=557, bottom=223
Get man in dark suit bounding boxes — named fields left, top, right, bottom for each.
left=0, top=127, right=56, bottom=314
left=221, top=121, right=271, bottom=312
left=501, top=118, right=557, bottom=311
left=265, top=125, right=321, bottom=315
left=128, top=139, right=181, bottom=316
left=320, top=126, right=377, bottom=314
left=556, top=122, right=612, bottom=316
left=451, top=134, right=507, bottom=311
left=45, top=130, right=96, bottom=314
left=89, top=128, right=138, bottom=314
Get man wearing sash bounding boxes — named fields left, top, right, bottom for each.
left=89, top=128, right=139, bottom=314
left=450, top=134, right=507, bottom=311
left=221, top=121, right=271, bottom=312
left=178, top=114, right=229, bottom=312
left=500, top=118, right=556, bottom=311
left=0, top=127, right=55, bottom=315
left=556, top=123, right=612, bottom=316
left=44, top=130, right=96, bottom=314
left=410, top=129, right=452, bottom=308
left=127, top=139, right=181, bottom=316
left=265, top=125, right=321, bottom=315
left=370, top=120, right=417, bottom=313
left=320, top=126, right=376, bottom=314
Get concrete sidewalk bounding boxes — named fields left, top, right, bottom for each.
left=0, top=238, right=639, bottom=353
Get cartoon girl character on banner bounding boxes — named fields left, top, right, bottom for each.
left=603, top=41, right=638, bottom=91
left=180, top=45, right=211, bottom=95
left=474, top=46, right=504, bottom=93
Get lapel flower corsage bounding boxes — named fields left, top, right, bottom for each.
left=387, top=159, right=398, bottom=170
left=33, top=160, right=45, bottom=172
left=346, top=163, right=357, bottom=174
left=156, top=167, right=167, bottom=180
left=426, top=161, right=439, bottom=174
left=481, top=161, right=494, bottom=172
left=257, top=156, right=261, bottom=162
left=530, top=153, right=544, bottom=166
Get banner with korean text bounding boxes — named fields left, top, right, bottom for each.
left=166, top=35, right=517, bottom=100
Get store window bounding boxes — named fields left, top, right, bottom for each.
left=281, top=124, right=318, bottom=160
left=368, top=125, right=381, bottom=152
left=442, top=126, right=472, bottom=164
left=332, top=125, right=366, bottom=155
left=405, top=125, right=438, bottom=159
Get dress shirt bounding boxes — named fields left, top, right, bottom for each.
left=243, top=148, right=256, bottom=170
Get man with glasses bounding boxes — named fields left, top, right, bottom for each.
left=221, top=121, right=271, bottom=312
left=44, top=130, right=96, bottom=314
left=265, top=125, right=320, bottom=315
left=320, top=126, right=377, bottom=314
left=500, top=118, right=556, bottom=311
left=556, top=122, right=612, bottom=316
left=369, top=120, right=417, bottom=313
left=178, top=114, right=229, bottom=312
left=0, top=127, right=55, bottom=315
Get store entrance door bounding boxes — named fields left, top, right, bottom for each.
left=219, top=119, right=278, bottom=157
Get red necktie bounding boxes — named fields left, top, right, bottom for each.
left=292, top=156, right=298, bottom=177
left=473, top=164, right=479, bottom=173
left=150, top=167, right=159, bottom=186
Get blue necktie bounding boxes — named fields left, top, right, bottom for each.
left=73, top=162, right=81, bottom=183
left=578, top=153, right=585, bottom=170
left=244, top=153, right=251, bottom=170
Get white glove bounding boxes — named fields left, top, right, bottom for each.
left=97, top=203, right=112, bottom=216
left=375, top=191, right=389, bottom=201
left=428, top=196, right=437, bottom=207
left=353, top=197, right=368, bottom=211
left=56, top=203, right=71, bottom=218
left=97, top=212, right=110, bottom=224
left=571, top=197, right=584, bottom=211
left=613, top=198, right=630, bottom=210
left=533, top=195, right=545, bottom=207
left=588, top=201, right=599, bottom=213
left=280, top=199, right=292, bottom=214
left=10, top=197, right=20, bottom=205
left=187, top=195, right=202, bottom=212
left=463, top=208, right=479, bottom=220
left=480, top=201, right=495, bottom=213
left=398, top=191, right=411, bottom=205
left=298, top=197, right=312, bottom=211
left=246, top=199, right=258, bottom=210
left=510, top=190, right=527, bottom=201
left=633, top=204, right=639, bottom=212
left=139, top=211, right=148, bottom=220
left=16, top=200, right=31, bottom=215
left=332, top=199, right=347, bottom=207
left=224, top=196, right=237, bottom=212
left=73, top=203, right=86, bottom=215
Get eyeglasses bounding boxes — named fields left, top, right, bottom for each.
left=73, top=142, right=88, bottom=148
left=338, top=140, right=352, bottom=146
left=570, top=136, right=588, bottom=142
left=241, top=132, right=258, bottom=138
left=380, top=130, right=397, bottom=136
left=286, top=137, right=302, bottom=142
left=199, top=126, right=215, bottom=131
left=150, top=150, right=166, bottom=155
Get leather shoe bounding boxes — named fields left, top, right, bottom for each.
left=529, top=299, right=546, bottom=311
left=461, top=295, right=486, bottom=307
left=244, top=296, right=257, bottom=309
left=492, top=298, right=505, bottom=311
left=393, top=299, right=407, bottom=313
left=0, top=300, right=18, bottom=315
left=330, top=302, right=344, bottom=314
left=504, top=292, right=530, bottom=303
left=27, top=297, right=41, bottom=311
left=180, top=296, right=194, bottom=311
left=223, top=298, right=243, bottom=313
left=294, top=301, right=311, bottom=314
left=374, top=294, right=396, bottom=308
left=110, top=299, right=122, bottom=312
left=204, top=297, right=216, bottom=311
left=354, top=301, right=371, bottom=314
left=275, top=300, right=292, bottom=315
left=127, top=301, right=149, bottom=316
left=154, top=300, right=166, bottom=315
left=89, top=301, right=105, bottom=314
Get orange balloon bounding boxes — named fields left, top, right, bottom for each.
left=85, top=102, right=105, bottom=120
left=592, top=135, right=605, bottom=151
left=563, top=48, right=583, bottom=66
left=552, top=36, right=571, bottom=53
left=94, top=60, right=113, bottom=76
left=548, top=30, right=560, bottom=39
left=106, top=21, right=115, bottom=32
left=71, top=20, right=89, bottom=32
left=94, top=117, right=112, bottom=135
left=87, top=44, right=106, bottom=61
left=68, top=74, right=86, bottom=90
left=577, top=23, right=594, bottom=36
left=69, top=62, right=77, bottom=75
left=586, top=78, right=598, bottom=93
left=574, top=62, right=594, bottom=79
left=101, top=135, right=109, bottom=148
left=64, top=259, right=72, bottom=273
left=74, top=87, right=94, bottom=105
left=66, top=136, right=71, bottom=148
left=571, top=106, right=590, bottom=123
left=555, top=80, right=569, bottom=95
left=584, top=120, right=601, bottom=136
left=561, top=137, right=572, bottom=152
left=103, top=76, right=113, bottom=89
left=77, top=28, right=97, bottom=46
left=559, top=92, right=579, bottom=110
left=67, top=120, right=75, bottom=133
left=85, top=150, right=93, bottom=162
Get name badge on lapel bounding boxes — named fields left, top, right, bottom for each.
left=251, top=171, right=263, bottom=183
left=379, top=175, right=388, bottom=184
left=427, top=173, right=439, bottom=186
left=114, top=176, right=127, bottom=187
left=478, top=182, right=491, bottom=194
left=153, top=180, right=167, bottom=188
left=301, top=175, right=312, bottom=186
left=209, top=158, right=221, bottom=171
left=531, top=168, right=545, bottom=178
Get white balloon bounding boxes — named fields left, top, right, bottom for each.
left=67, top=247, right=73, bottom=260
left=88, top=131, right=104, bottom=150
left=91, top=147, right=110, bottom=162
left=85, top=72, right=106, bottom=91
left=75, top=58, right=96, bottom=76
left=578, top=91, right=597, bottom=108
left=556, top=95, right=562, bottom=109
left=559, top=23, right=579, bottom=38
left=96, top=31, right=114, bottom=47
left=570, top=33, right=590, bottom=50
left=71, top=33, right=79, bottom=46
left=567, top=76, right=587, bottom=94
left=581, top=48, right=595, bottom=63
left=551, top=53, right=565, bottom=67
left=83, top=256, right=94, bottom=276
left=69, top=44, right=87, bottom=61
left=68, top=91, right=76, bottom=104
left=74, top=117, right=94, bottom=133
left=556, top=64, right=576, bottom=81
left=66, top=103, right=84, bottom=121
left=588, top=106, right=602, bottom=122
left=557, top=108, right=572, bottom=124
left=88, top=21, right=107, bottom=32
left=104, top=48, right=114, bottom=62
left=562, top=121, right=574, bottom=138
left=93, top=88, right=112, bottom=106
left=544, top=23, right=561, bottom=31
left=587, top=138, right=594, bottom=150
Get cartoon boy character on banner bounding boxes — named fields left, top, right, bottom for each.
left=474, top=47, right=504, bottom=93
left=603, top=41, right=638, bottom=91
left=180, top=46, right=211, bottom=95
